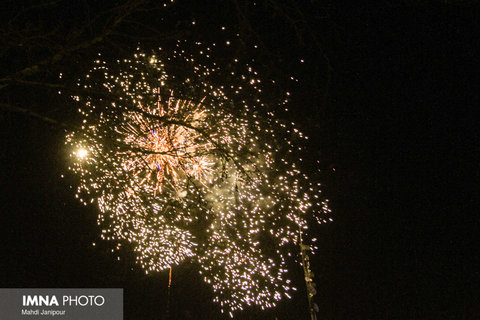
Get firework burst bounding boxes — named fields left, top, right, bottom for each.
left=121, top=93, right=214, bottom=195
left=66, top=47, right=329, bottom=316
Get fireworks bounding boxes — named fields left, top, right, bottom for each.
left=66, top=47, right=329, bottom=316
left=121, top=93, right=214, bottom=194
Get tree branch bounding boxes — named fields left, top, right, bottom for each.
left=0, top=102, right=72, bottom=128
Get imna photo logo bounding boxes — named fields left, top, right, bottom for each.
left=22, top=295, right=105, bottom=307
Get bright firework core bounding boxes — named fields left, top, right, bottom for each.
left=122, top=94, right=214, bottom=195
left=75, top=148, right=88, bottom=159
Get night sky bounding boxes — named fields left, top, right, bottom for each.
left=1, top=1, right=478, bottom=319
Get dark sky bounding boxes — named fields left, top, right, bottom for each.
left=1, top=1, right=479, bottom=319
